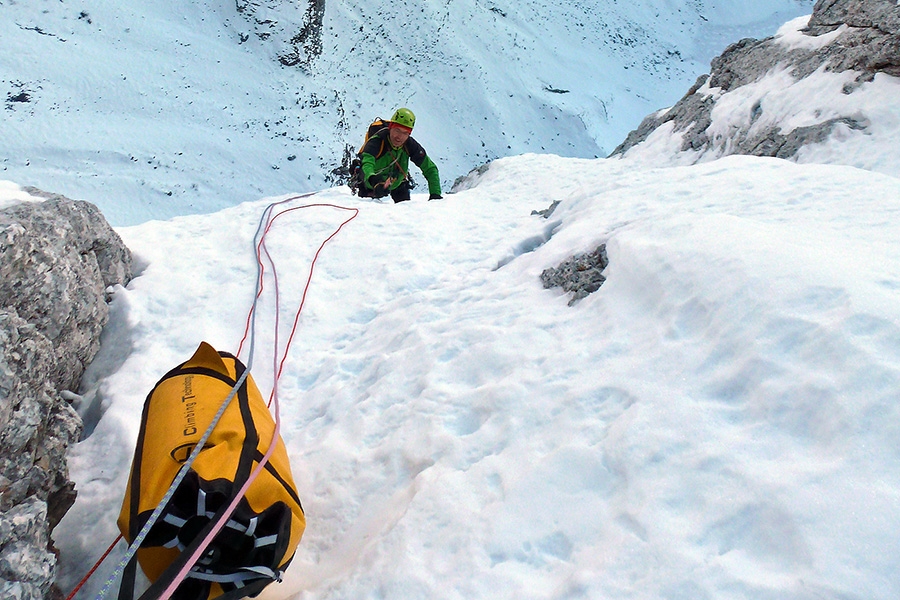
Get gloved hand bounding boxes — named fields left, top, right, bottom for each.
left=428, top=194, right=443, bottom=200
left=368, top=175, right=391, bottom=198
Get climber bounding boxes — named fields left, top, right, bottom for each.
left=357, top=107, right=442, bottom=203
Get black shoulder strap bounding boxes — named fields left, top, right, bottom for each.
left=361, top=129, right=389, bottom=160
left=367, top=118, right=386, bottom=139
left=404, top=136, right=427, bottom=166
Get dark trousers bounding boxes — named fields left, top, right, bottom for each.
left=360, top=180, right=411, bottom=203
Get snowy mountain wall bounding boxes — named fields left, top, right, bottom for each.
left=0, top=0, right=815, bottom=225
left=611, top=0, right=900, bottom=178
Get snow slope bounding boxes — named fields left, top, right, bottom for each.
left=0, top=0, right=815, bottom=225
left=17, top=148, right=895, bottom=599
left=5, top=1, right=899, bottom=597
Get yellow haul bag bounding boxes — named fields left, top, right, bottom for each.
left=117, top=342, right=305, bottom=600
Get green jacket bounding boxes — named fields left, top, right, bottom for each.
left=360, top=129, right=441, bottom=196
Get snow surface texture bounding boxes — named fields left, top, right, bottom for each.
left=11, top=149, right=892, bottom=599
left=0, top=0, right=815, bottom=225
left=617, top=15, right=900, bottom=178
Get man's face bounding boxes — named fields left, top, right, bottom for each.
left=389, top=124, right=411, bottom=148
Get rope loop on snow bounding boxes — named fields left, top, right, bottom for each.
left=161, top=196, right=358, bottom=597
left=73, top=192, right=359, bottom=600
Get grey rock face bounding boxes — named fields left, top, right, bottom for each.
left=809, top=0, right=900, bottom=35
left=541, top=245, right=609, bottom=306
left=0, top=499, right=55, bottom=598
left=610, top=0, right=900, bottom=160
left=0, top=580, right=44, bottom=600
left=2, top=193, right=132, bottom=391
left=0, top=193, right=132, bottom=598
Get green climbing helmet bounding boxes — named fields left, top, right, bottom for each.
left=390, top=107, right=416, bottom=130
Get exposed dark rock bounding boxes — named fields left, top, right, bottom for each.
left=0, top=192, right=132, bottom=599
left=541, top=245, right=609, bottom=306
left=280, top=0, right=326, bottom=68
left=808, top=0, right=900, bottom=35
left=531, top=200, right=561, bottom=219
left=450, top=162, right=493, bottom=193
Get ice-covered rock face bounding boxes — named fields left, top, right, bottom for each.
left=0, top=192, right=132, bottom=599
left=611, top=0, right=900, bottom=175
left=235, top=0, right=326, bottom=69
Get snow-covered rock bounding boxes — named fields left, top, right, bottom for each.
left=611, top=0, right=900, bottom=178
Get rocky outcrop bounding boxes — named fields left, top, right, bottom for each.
left=808, top=0, right=900, bottom=38
left=541, top=245, right=609, bottom=306
left=235, top=0, right=326, bottom=69
left=610, top=0, right=900, bottom=163
left=0, top=191, right=132, bottom=599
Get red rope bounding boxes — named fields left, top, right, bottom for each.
left=236, top=200, right=360, bottom=370
left=236, top=195, right=301, bottom=358
left=270, top=204, right=360, bottom=398
left=64, top=533, right=123, bottom=600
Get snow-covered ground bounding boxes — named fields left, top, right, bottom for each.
left=5, top=146, right=894, bottom=598
left=0, top=0, right=815, bottom=225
